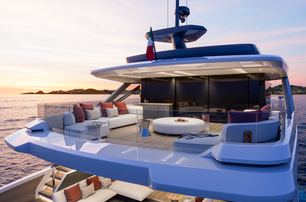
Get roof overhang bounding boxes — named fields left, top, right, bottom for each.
left=91, top=55, right=288, bottom=83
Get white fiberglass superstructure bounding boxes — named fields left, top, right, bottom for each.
left=3, top=1, right=298, bottom=202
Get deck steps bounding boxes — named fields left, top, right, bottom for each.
left=56, top=166, right=71, bottom=172
left=52, top=170, right=66, bottom=180
left=37, top=165, right=72, bottom=200
left=39, top=186, right=53, bottom=198
left=45, top=178, right=61, bottom=187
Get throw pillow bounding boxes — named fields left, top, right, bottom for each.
left=80, top=183, right=95, bottom=199
left=106, top=108, right=119, bottom=118
left=100, top=178, right=112, bottom=188
left=80, top=102, right=94, bottom=120
left=85, top=108, right=99, bottom=120
left=96, top=106, right=102, bottom=117
left=73, top=104, right=85, bottom=123
left=100, top=102, right=113, bottom=117
left=114, top=102, right=128, bottom=114
left=86, top=176, right=102, bottom=191
left=64, top=184, right=82, bottom=202
left=260, top=104, right=271, bottom=112
left=63, top=112, right=76, bottom=126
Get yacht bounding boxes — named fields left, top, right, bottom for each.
left=1, top=1, right=298, bottom=202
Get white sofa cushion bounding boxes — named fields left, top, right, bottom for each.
left=99, top=177, right=112, bottom=188
left=64, top=121, right=98, bottom=139
left=53, top=181, right=116, bottom=202
left=127, top=105, right=143, bottom=115
left=103, top=114, right=138, bottom=129
left=106, top=108, right=119, bottom=118
left=78, top=188, right=117, bottom=202
left=109, top=181, right=153, bottom=201
left=52, top=190, right=67, bottom=202
left=79, top=179, right=87, bottom=188
left=80, top=183, right=95, bottom=199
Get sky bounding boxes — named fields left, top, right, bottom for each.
left=0, top=0, right=306, bottom=94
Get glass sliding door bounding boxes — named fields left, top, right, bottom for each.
left=175, top=77, right=208, bottom=113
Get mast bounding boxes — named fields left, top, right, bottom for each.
left=175, top=0, right=180, bottom=27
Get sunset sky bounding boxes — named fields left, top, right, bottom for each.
left=0, top=0, right=306, bottom=94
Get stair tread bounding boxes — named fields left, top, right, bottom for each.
left=39, top=187, right=53, bottom=198
left=45, top=178, right=60, bottom=187
left=52, top=171, right=65, bottom=179
left=56, top=166, right=71, bottom=172
left=37, top=194, right=53, bottom=202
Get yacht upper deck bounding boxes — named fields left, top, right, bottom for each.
left=91, top=54, right=288, bottom=83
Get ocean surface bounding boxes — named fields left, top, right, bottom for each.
left=0, top=94, right=305, bottom=200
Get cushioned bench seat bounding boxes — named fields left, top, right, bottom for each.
left=109, top=181, right=154, bottom=201
left=222, top=117, right=280, bottom=143
left=103, top=114, right=138, bottom=129
left=173, top=134, right=221, bottom=153
left=78, top=189, right=117, bottom=202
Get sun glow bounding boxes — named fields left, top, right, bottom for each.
left=0, top=0, right=306, bottom=95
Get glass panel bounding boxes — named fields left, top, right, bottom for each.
left=141, top=78, right=175, bottom=103
left=176, top=76, right=208, bottom=113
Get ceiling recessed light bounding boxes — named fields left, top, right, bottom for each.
left=174, top=71, right=195, bottom=76
left=158, top=72, right=180, bottom=77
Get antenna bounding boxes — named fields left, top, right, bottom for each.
left=175, top=0, right=190, bottom=27
left=175, top=0, right=180, bottom=27
left=186, top=0, right=188, bottom=24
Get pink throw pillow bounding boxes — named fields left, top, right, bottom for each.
left=73, top=104, right=85, bottom=123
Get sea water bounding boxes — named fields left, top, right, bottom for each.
left=0, top=94, right=305, bottom=200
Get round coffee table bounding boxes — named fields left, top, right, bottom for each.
left=152, top=117, right=206, bottom=135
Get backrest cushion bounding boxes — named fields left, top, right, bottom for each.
left=52, top=190, right=66, bottom=202
left=100, top=102, right=113, bottom=117
left=114, top=102, right=128, bottom=114
left=106, top=108, right=119, bottom=118
left=86, top=176, right=102, bottom=191
left=80, top=183, right=95, bottom=199
left=228, top=111, right=270, bottom=123
left=80, top=102, right=94, bottom=120
left=73, top=104, right=85, bottom=123
left=228, top=111, right=257, bottom=123
left=63, top=112, right=76, bottom=126
left=96, top=106, right=102, bottom=117
left=99, top=177, right=112, bottom=188
left=79, top=179, right=87, bottom=188
left=64, top=184, right=82, bottom=202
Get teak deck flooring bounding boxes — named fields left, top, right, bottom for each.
left=104, top=122, right=223, bottom=151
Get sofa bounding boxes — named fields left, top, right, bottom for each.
left=52, top=176, right=153, bottom=202
left=63, top=105, right=143, bottom=139
left=221, top=116, right=280, bottom=143
left=173, top=111, right=281, bottom=153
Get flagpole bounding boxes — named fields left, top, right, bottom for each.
left=150, top=27, right=158, bottom=61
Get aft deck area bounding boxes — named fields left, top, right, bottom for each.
left=104, top=122, right=223, bottom=151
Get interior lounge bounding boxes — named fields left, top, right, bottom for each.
left=141, top=74, right=267, bottom=122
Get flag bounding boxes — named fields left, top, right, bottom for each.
left=146, top=27, right=156, bottom=61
